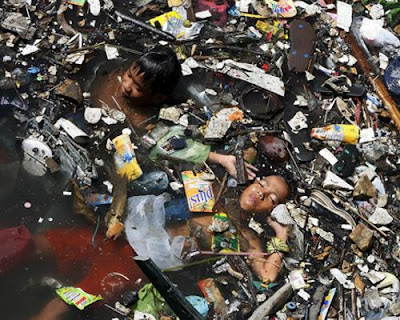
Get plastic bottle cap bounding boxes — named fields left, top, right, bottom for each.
left=227, top=178, right=238, bottom=188
left=286, top=301, right=297, bottom=310
left=122, top=128, right=132, bottom=136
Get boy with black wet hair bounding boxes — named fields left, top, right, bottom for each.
left=120, top=46, right=182, bottom=106
left=90, top=46, right=182, bottom=127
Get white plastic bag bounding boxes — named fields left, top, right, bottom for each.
left=125, top=194, right=183, bottom=269
left=360, top=17, right=400, bottom=48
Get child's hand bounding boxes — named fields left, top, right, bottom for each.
left=215, top=154, right=258, bottom=180
left=267, top=216, right=289, bottom=241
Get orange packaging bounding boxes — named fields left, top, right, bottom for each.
left=197, top=278, right=227, bottom=314
left=182, top=171, right=215, bottom=212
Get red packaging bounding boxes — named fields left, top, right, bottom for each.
left=196, top=0, right=229, bottom=26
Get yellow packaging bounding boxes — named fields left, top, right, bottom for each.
left=311, top=124, right=359, bottom=144
left=113, top=134, right=143, bottom=181
left=149, top=11, right=182, bottom=28
left=255, top=20, right=285, bottom=38
left=182, top=171, right=215, bottom=212
left=56, top=286, right=102, bottom=310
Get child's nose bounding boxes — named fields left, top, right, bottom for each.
left=122, top=82, right=132, bottom=93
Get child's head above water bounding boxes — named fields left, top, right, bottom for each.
left=120, top=46, right=182, bottom=107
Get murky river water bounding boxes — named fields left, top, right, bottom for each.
left=0, top=112, right=123, bottom=319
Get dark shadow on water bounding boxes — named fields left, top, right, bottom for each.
left=0, top=111, right=121, bottom=319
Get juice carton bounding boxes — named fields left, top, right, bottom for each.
left=182, top=171, right=215, bottom=212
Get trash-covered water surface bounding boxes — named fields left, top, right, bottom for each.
left=1, top=0, right=400, bottom=319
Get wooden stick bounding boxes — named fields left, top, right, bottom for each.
left=352, top=288, right=358, bottom=320
left=215, top=172, right=228, bottom=206
left=345, top=33, right=400, bottom=129
left=200, top=250, right=270, bottom=257
left=248, top=283, right=293, bottom=320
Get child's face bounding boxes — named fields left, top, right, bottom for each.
left=239, top=175, right=289, bottom=215
left=120, top=64, right=154, bottom=106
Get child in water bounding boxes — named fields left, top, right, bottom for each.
left=90, top=46, right=182, bottom=127
left=91, top=45, right=258, bottom=179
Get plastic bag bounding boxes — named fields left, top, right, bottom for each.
left=149, top=126, right=211, bottom=165
left=125, top=194, right=183, bottom=269
left=360, top=17, right=400, bottom=48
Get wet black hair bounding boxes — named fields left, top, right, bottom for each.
left=256, top=163, right=298, bottom=200
left=133, top=46, right=182, bottom=96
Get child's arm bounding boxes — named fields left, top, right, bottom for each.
left=149, top=128, right=258, bottom=179
left=207, top=152, right=258, bottom=180
left=242, top=217, right=289, bottom=283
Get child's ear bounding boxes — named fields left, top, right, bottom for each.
left=152, top=93, right=167, bottom=104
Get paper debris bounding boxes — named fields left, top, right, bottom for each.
left=336, top=1, right=352, bottom=32
left=305, top=71, right=316, bottom=81
left=330, top=268, right=355, bottom=289
left=88, top=0, right=101, bottom=16
left=204, top=59, right=285, bottom=96
left=319, top=148, right=338, bottom=165
left=195, top=10, right=212, bottom=19
left=323, top=171, right=354, bottom=191
left=105, top=45, right=119, bottom=60
left=21, top=44, right=39, bottom=56
left=159, top=107, right=183, bottom=124
left=288, top=112, right=308, bottom=134
left=204, top=107, right=243, bottom=139
left=298, top=289, right=310, bottom=301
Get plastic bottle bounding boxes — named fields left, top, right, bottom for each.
left=112, top=131, right=143, bottom=181
left=311, top=124, right=359, bottom=144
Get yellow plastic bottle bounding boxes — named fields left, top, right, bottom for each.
left=112, top=131, right=143, bottom=181
left=311, top=124, right=359, bottom=144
